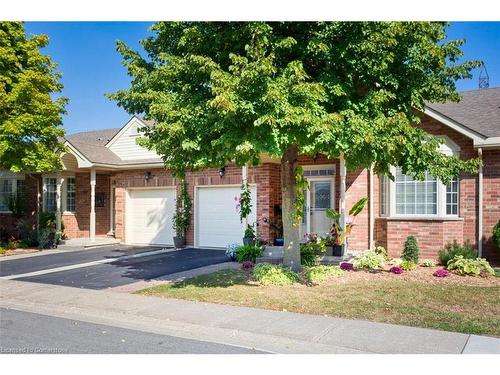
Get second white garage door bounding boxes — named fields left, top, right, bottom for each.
left=196, top=185, right=257, bottom=248
left=126, top=188, right=176, bottom=245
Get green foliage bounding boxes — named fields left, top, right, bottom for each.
left=374, top=245, right=390, bottom=260
left=172, top=179, right=192, bottom=236
left=37, top=228, right=52, bottom=249
left=238, top=181, right=252, bottom=223
left=401, top=260, right=417, bottom=271
left=402, top=236, right=419, bottom=263
left=40, top=211, right=65, bottom=232
left=421, top=259, right=436, bottom=267
left=304, top=265, right=343, bottom=284
left=353, top=250, right=385, bottom=270
left=4, top=192, right=26, bottom=218
left=300, top=239, right=326, bottom=266
left=0, top=22, right=67, bottom=173
left=447, top=256, right=494, bottom=277
left=243, top=224, right=255, bottom=239
left=252, top=263, right=299, bottom=286
left=6, top=240, right=20, bottom=250
left=0, top=246, right=5, bottom=255
left=110, top=22, right=481, bottom=269
left=326, top=197, right=368, bottom=245
left=235, top=244, right=263, bottom=263
left=390, top=258, right=403, bottom=266
left=493, top=220, right=500, bottom=251
left=438, top=240, right=477, bottom=266
left=293, top=166, right=308, bottom=226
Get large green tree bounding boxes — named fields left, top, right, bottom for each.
left=0, top=22, right=67, bottom=172
left=110, top=22, right=480, bottom=270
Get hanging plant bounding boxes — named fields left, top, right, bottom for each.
left=172, top=179, right=192, bottom=237
left=237, top=180, right=252, bottom=223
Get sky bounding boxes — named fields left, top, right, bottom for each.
left=24, top=21, right=500, bottom=135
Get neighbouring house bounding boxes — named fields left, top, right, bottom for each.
left=1, top=88, right=499, bottom=261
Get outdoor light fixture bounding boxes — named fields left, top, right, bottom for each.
left=219, top=167, right=226, bottom=178
left=144, top=171, right=151, bottom=181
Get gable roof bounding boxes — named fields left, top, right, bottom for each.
left=426, top=87, right=500, bottom=138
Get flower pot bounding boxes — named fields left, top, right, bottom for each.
left=333, top=244, right=342, bottom=257
left=173, top=236, right=186, bottom=249
left=242, top=237, right=255, bottom=246
left=274, top=238, right=284, bottom=246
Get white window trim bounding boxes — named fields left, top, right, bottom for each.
left=43, top=174, right=76, bottom=214
left=0, top=174, right=25, bottom=213
left=382, top=136, right=461, bottom=220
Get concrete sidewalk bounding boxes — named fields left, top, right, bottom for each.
left=1, top=279, right=499, bottom=354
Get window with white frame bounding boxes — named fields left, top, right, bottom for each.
left=0, top=177, right=25, bottom=212
left=446, top=176, right=459, bottom=215
left=379, top=175, right=388, bottom=216
left=66, top=177, right=76, bottom=212
left=43, top=177, right=57, bottom=212
left=395, top=168, right=437, bottom=215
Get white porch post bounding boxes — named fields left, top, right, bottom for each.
left=478, top=148, right=483, bottom=258
left=56, top=173, right=63, bottom=233
left=339, top=154, right=347, bottom=244
left=90, top=168, right=96, bottom=242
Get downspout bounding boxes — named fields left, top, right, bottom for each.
left=478, top=148, right=483, bottom=258
left=369, top=165, right=374, bottom=250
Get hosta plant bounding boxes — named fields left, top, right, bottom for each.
left=353, top=250, right=385, bottom=270
left=421, top=259, right=436, bottom=267
left=447, top=256, right=495, bottom=277
left=304, top=265, right=343, bottom=284
left=374, top=246, right=390, bottom=260
left=252, top=263, right=299, bottom=286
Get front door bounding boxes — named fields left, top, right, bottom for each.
left=301, top=178, right=334, bottom=239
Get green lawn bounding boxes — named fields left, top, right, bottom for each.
left=138, top=269, right=500, bottom=337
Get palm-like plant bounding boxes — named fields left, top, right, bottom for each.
left=325, top=197, right=368, bottom=245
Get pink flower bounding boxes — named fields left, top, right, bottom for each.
left=234, top=196, right=238, bottom=201
left=433, top=268, right=449, bottom=277
left=235, top=203, right=241, bottom=211
left=345, top=216, right=354, bottom=225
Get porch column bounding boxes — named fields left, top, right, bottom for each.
left=369, top=165, right=374, bottom=249
left=339, top=154, right=347, bottom=234
left=478, top=148, right=483, bottom=257
left=90, top=168, right=96, bottom=242
left=56, top=173, right=63, bottom=233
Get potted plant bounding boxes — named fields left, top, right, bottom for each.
left=172, top=179, right=192, bottom=248
left=325, top=197, right=368, bottom=256
left=243, top=224, right=256, bottom=245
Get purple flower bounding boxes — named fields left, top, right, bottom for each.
left=345, top=216, right=354, bottom=225
left=235, top=203, right=241, bottom=211
left=234, top=195, right=239, bottom=201
left=390, top=265, right=403, bottom=274
left=433, top=268, right=449, bottom=277
left=242, top=261, right=254, bottom=269
left=340, top=262, right=354, bottom=271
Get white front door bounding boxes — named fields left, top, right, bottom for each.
left=301, top=178, right=334, bottom=238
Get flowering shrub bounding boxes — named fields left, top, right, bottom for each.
left=389, top=265, right=403, bottom=274
left=242, top=261, right=254, bottom=269
left=433, top=268, right=449, bottom=277
left=340, top=262, right=354, bottom=271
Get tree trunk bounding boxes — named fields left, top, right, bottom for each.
left=281, top=144, right=301, bottom=272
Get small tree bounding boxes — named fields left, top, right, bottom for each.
left=493, top=220, right=500, bottom=251
left=402, top=236, right=420, bottom=263
left=0, top=22, right=67, bottom=173
left=110, top=22, right=481, bottom=271
left=172, top=179, right=192, bottom=237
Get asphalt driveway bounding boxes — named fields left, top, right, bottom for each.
left=0, top=246, right=228, bottom=290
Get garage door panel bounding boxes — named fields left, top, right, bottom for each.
left=196, top=186, right=257, bottom=248
left=127, top=189, right=176, bottom=245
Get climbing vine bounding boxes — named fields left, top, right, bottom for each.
left=172, top=179, right=192, bottom=236
left=238, top=180, right=252, bottom=223
left=293, top=166, right=308, bottom=227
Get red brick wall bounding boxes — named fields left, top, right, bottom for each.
left=63, top=173, right=110, bottom=238
left=483, top=149, right=500, bottom=262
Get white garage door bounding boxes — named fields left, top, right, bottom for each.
left=126, top=188, right=176, bottom=245
left=196, top=185, right=257, bottom=248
